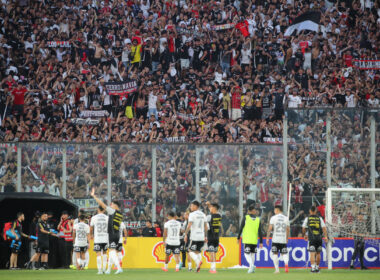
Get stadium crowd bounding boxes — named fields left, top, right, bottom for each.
left=0, top=0, right=379, bottom=144
left=0, top=0, right=380, bottom=237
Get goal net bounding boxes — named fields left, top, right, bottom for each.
left=325, top=188, right=380, bottom=269
left=326, top=188, right=380, bottom=243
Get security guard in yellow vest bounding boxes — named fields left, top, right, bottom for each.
left=237, top=205, right=263, bottom=273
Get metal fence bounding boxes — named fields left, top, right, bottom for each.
left=0, top=108, right=379, bottom=235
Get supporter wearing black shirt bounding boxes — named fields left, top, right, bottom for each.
left=142, top=221, right=157, bottom=237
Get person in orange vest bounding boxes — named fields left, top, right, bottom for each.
left=57, top=211, right=73, bottom=269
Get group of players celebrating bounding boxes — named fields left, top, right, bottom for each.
left=163, top=202, right=328, bottom=274
left=9, top=188, right=330, bottom=274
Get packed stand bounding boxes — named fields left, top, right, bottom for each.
left=1, top=0, right=379, bottom=144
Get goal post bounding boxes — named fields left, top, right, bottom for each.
left=325, top=188, right=380, bottom=270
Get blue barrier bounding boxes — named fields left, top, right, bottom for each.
left=240, top=238, right=380, bottom=268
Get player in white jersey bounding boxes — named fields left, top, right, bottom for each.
left=116, top=222, right=127, bottom=268
left=162, top=211, right=182, bottom=272
left=70, top=210, right=89, bottom=269
left=90, top=206, right=109, bottom=274
left=266, top=205, right=290, bottom=273
left=73, top=214, right=90, bottom=270
left=184, top=201, right=208, bottom=273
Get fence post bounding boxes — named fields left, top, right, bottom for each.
left=62, top=145, right=67, bottom=198
left=17, top=144, right=21, bottom=192
left=195, top=146, right=200, bottom=201
left=152, top=146, right=157, bottom=222
left=238, top=147, right=244, bottom=224
left=326, top=112, right=332, bottom=188
left=107, top=147, right=112, bottom=204
left=282, top=117, right=288, bottom=214
left=370, top=115, right=376, bottom=234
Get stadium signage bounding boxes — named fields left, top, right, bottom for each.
left=241, top=238, right=380, bottom=268
left=353, top=59, right=380, bottom=70
left=105, top=80, right=138, bottom=96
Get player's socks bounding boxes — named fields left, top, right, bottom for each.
left=245, top=253, right=252, bottom=268
left=271, top=252, right=279, bottom=272
left=189, top=252, right=199, bottom=267
left=282, top=253, right=289, bottom=272
left=110, top=250, right=121, bottom=270
left=197, top=254, right=202, bottom=265
left=102, top=254, right=108, bottom=272
left=84, top=251, right=89, bottom=268
left=211, top=262, right=216, bottom=271
left=175, top=264, right=180, bottom=271
left=311, top=264, right=315, bottom=272
left=77, top=258, right=82, bottom=268
left=72, top=253, right=76, bottom=267
left=117, top=252, right=123, bottom=266
left=250, top=253, right=256, bottom=268
left=96, top=256, right=102, bottom=272
left=164, top=263, right=168, bottom=269
left=188, top=261, right=192, bottom=270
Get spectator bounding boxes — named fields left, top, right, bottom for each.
left=141, top=221, right=157, bottom=237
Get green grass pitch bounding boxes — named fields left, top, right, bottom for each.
left=0, top=268, right=379, bottom=280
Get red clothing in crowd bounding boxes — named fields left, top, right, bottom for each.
left=231, top=88, right=241, bottom=109
left=155, top=227, right=162, bottom=237
left=317, top=204, right=325, bottom=220
left=11, top=87, right=27, bottom=105
left=343, top=54, right=353, bottom=67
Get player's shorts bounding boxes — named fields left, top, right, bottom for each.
left=188, top=241, right=204, bottom=252
left=308, top=239, right=323, bottom=252
left=37, top=242, right=49, bottom=254
left=165, top=244, right=180, bottom=255
left=244, top=244, right=257, bottom=254
left=74, top=245, right=88, bottom=253
left=271, top=243, right=288, bottom=254
left=116, top=243, right=123, bottom=252
left=207, top=239, right=219, bottom=253
left=179, top=239, right=186, bottom=252
left=94, top=243, right=108, bottom=252
left=109, top=233, right=120, bottom=249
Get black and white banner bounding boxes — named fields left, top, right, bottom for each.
left=105, top=80, right=138, bottom=96
left=80, top=110, right=109, bottom=118
left=353, top=59, right=380, bottom=70
left=284, top=11, right=324, bottom=36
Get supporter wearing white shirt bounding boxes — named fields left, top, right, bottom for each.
left=345, top=90, right=356, bottom=108
left=148, top=92, right=158, bottom=119
left=241, top=45, right=252, bottom=65
left=246, top=178, right=258, bottom=205
left=287, top=91, right=302, bottom=108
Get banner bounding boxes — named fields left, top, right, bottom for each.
left=105, top=80, right=137, bottom=96
left=125, top=221, right=146, bottom=229
left=70, top=198, right=98, bottom=211
left=80, top=110, right=109, bottom=118
left=71, top=118, right=100, bottom=125
left=213, top=23, right=235, bottom=31
left=87, top=237, right=239, bottom=269
left=47, top=41, right=71, bottom=48
left=240, top=238, right=380, bottom=268
left=353, top=59, right=380, bottom=70
left=263, top=137, right=283, bottom=144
